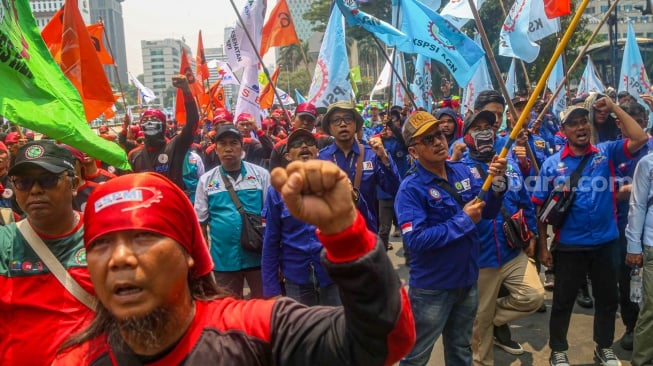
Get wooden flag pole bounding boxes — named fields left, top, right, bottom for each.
left=228, top=0, right=291, bottom=121
left=373, top=37, right=418, bottom=111
left=468, top=0, right=540, bottom=174
left=472, top=0, right=592, bottom=199
left=534, top=0, right=620, bottom=124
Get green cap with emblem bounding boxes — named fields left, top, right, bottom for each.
left=9, top=140, right=76, bottom=176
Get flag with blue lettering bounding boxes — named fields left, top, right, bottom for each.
left=505, top=59, right=518, bottom=99
left=577, top=56, right=604, bottom=97
left=295, top=89, right=307, bottom=103
left=410, top=54, right=433, bottom=111
left=462, top=35, right=493, bottom=115
left=440, top=0, right=487, bottom=30
left=618, top=22, right=652, bottom=108
left=335, top=0, right=406, bottom=45
left=499, top=0, right=559, bottom=63
left=398, top=0, right=484, bottom=86
left=547, top=54, right=567, bottom=117
left=235, top=64, right=262, bottom=126
left=308, top=5, right=352, bottom=108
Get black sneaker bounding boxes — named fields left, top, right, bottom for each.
left=549, top=351, right=570, bottom=366
left=620, top=330, right=634, bottom=350
left=493, top=324, right=524, bottom=355
left=576, top=286, right=594, bottom=308
left=594, top=347, right=621, bottom=366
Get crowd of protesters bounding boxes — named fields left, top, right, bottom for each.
left=1, top=72, right=653, bottom=366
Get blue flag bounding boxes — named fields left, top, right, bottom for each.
left=308, top=5, right=353, bottom=108
left=499, top=0, right=559, bottom=63
left=410, top=54, right=433, bottom=112
left=547, top=55, right=567, bottom=117
left=462, top=35, right=493, bottom=115
left=618, top=22, right=652, bottom=109
left=577, top=56, right=604, bottom=97
left=398, top=0, right=484, bottom=86
left=295, top=89, right=307, bottom=103
left=335, top=0, right=406, bottom=46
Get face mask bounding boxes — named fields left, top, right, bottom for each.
left=141, top=120, right=164, bottom=136
left=464, top=128, right=495, bottom=161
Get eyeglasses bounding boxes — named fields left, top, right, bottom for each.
left=12, top=173, right=69, bottom=191
left=329, top=116, right=355, bottom=125
left=418, top=131, right=446, bottom=146
left=288, top=138, right=316, bottom=149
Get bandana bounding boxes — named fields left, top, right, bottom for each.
left=84, top=173, right=213, bottom=278
left=464, top=129, right=495, bottom=162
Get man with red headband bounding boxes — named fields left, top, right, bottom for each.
left=234, top=112, right=274, bottom=168
left=54, top=161, right=415, bottom=364
left=127, top=75, right=199, bottom=190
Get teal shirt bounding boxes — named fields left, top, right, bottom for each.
left=195, top=162, right=270, bottom=271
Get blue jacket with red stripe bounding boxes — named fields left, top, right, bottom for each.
left=531, top=140, right=633, bottom=246
left=395, top=161, right=504, bottom=290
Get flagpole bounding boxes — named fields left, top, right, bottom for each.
left=373, top=37, right=418, bottom=111
left=534, top=0, right=620, bottom=124
left=228, top=0, right=291, bottom=121
left=473, top=0, right=592, bottom=200
left=468, top=0, right=540, bottom=174
left=98, top=17, right=128, bottom=114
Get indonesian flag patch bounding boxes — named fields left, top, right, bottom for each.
left=401, top=222, right=413, bottom=235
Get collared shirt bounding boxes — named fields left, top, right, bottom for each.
left=318, top=142, right=400, bottom=232
left=532, top=140, right=633, bottom=246
left=464, top=157, right=538, bottom=268
left=626, top=151, right=653, bottom=253
left=395, top=161, right=503, bottom=290
left=261, top=187, right=332, bottom=297
left=195, top=161, right=270, bottom=271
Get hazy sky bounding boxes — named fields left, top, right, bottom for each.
left=122, top=0, right=278, bottom=76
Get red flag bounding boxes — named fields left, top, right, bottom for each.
left=196, top=30, right=210, bottom=82
left=60, top=0, right=115, bottom=122
left=260, top=0, right=300, bottom=57
left=259, top=65, right=281, bottom=109
left=544, top=0, right=571, bottom=19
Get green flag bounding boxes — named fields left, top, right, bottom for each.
left=350, top=66, right=362, bottom=84
left=0, top=0, right=130, bottom=170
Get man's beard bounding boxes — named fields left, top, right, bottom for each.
left=106, top=306, right=170, bottom=353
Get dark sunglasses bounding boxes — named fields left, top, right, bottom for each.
left=419, top=131, right=446, bottom=146
left=288, top=138, right=316, bottom=149
left=12, top=173, right=69, bottom=191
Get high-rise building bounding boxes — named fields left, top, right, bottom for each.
left=89, top=0, right=128, bottom=86
left=205, top=47, right=237, bottom=112
left=30, top=0, right=91, bottom=28
left=287, top=0, right=313, bottom=42
left=141, top=39, right=192, bottom=108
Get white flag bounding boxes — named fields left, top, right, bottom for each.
left=273, top=88, right=295, bottom=105
left=547, top=55, right=566, bottom=117
left=577, top=56, right=604, bottom=97
left=225, top=0, right=266, bottom=72
left=462, top=36, right=493, bottom=115
left=441, top=0, right=486, bottom=30
left=235, top=64, right=262, bottom=127
left=207, top=60, right=240, bottom=85
left=128, top=72, right=157, bottom=104
left=499, top=0, right=560, bottom=63
left=371, top=58, right=393, bottom=99
left=505, top=59, right=518, bottom=99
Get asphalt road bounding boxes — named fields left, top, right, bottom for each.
left=387, top=237, right=633, bottom=366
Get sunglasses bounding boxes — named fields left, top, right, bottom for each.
left=288, top=137, right=316, bottom=149
left=12, top=173, right=69, bottom=191
left=418, top=131, right=446, bottom=146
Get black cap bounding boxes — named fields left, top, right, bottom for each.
left=474, top=90, right=505, bottom=111
left=463, top=110, right=497, bottom=135
left=9, top=141, right=75, bottom=176
left=215, top=123, right=242, bottom=141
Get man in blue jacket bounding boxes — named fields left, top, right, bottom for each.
left=396, top=111, right=508, bottom=366
left=461, top=111, right=544, bottom=365
left=533, top=99, right=648, bottom=366
left=262, top=129, right=340, bottom=306
left=319, top=101, right=400, bottom=233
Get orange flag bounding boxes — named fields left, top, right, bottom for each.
left=259, top=0, right=300, bottom=57
left=86, top=23, right=115, bottom=65
left=196, top=30, right=210, bottom=82
left=259, top=65, right=280, bottom=109
left=60, top=0, right=115, bottom=122
left=41, top=8, right=113, bottom=65
left=209, top=80, right=225, bottom=108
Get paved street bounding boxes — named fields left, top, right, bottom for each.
left=387, top=238, right=633, bottom=366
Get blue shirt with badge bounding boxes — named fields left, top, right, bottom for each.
left=531, top=140, right=633, bottom=246
left=395, top=161, right=504, bottom=290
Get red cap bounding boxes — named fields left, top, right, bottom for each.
left=5, top=132, right=19, bottom=144
left=60, top=144, right=85, bottom=163
left=261, top=118, right=274, bottom=129
left=130, top=125, right=141, bottom=134
left=236, top=112, right=254, bottom=122
left=136, top=131, right=145, bottom=139
left=295, top=102, right=317, bottom=119
left=98, top=126, right=109, bottom=134
left=84, top=173, right=214, bottom=278
left=213, top=108, right=234, bottom=123
left=140, top=108, right=166, bottom=124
